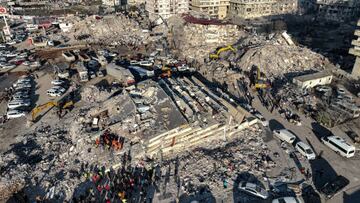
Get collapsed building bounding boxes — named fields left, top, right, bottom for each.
left=68, top=14, right=150, bottom=47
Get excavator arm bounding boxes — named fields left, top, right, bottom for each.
left=31, top=101, right=58, bottom=121
left=209, top=45, right=236, bottom=60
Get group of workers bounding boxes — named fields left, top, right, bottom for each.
left=95, top=129, right=124, bottom=151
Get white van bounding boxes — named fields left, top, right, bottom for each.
left=295, top=142, right=316, bottom=160
left=321, top=135, right=355, bottom=158
left=273, top=129, right=296, bottom=144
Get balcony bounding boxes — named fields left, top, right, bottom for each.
left=349, top=48, right=360, bottom=57
left=352, top=40, right=360, bottom=47
left=355, top=30, right=360, bottom=36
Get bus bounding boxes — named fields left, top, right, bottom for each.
left=321, top=135, right=355, bottom=158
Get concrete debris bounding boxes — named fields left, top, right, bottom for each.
left=158, top=127, right=279, bottom=199
left=167, top=15, right=246, bottom=62
left=69, top=15, right=150, bottom=47
left=80, top=85, right=112, bottom=103
left=234, top=43, right=328, bottom=78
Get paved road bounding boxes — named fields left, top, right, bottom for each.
left=251, top=94, right=360, bottom=203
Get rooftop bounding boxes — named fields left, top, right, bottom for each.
left=294, top=71, right=332, bottom=82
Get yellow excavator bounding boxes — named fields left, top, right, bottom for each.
left=160, top=66, right=172, bottom=78
left=209, top=45, right=236, bottom=60
left=30, top=100, right=74, bottom=122
left=252, top=65, right=270, bottom=89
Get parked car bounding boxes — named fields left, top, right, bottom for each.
left=51, top=80, right=65, bottom=85
left=273, top=129, right=297, bottom=144
left=52, top=86, right=67, bottom=93
left=272, top=197, right=301, bottom=203
left=47, top=89, right=63, bottom=97
left=337, top=87, right=346, bottom=95
left=295, top=141, right=316, bottom=160
left=6, top=110, right=26, bottom=119
left=89, top=71, right=96, bottom=79
left=130, top=60, right=140, bottom=65
left=22, top=61, right=31, bottom=66
left=316, top=86, right=332, bottom=93
left=139, top=60, right=153, bottom=67
left=2, top=63, right=16, bottom=69
left=345, top=131, right=360, bottom=144
left=254, top=113, right=269, bottom=127
left=97, top=70, right=104, bottom=77
left=29, top=61, right=40, bottom=68
left=238, top=182, right=269, bottom=199
left=13, top=82, right=31, bottom=88
left=17, top=77, right=32, bottom=83
left=14, top=89, right=30, bottom=95
left=8, top=100, right=31, bottom=109
left=6, top=41, right=17, bottom=45
left=320, top=175, right=349, bottom=199
left=13, top=93, right=30, bottom=100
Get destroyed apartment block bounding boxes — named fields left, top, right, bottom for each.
left=1, top=2, right=360, bottom=203
left=293, top=71, right=333, bottom=89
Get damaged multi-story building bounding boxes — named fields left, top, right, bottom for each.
left=190, top=0, right=230, bottom=20
left=228, top=0, right=298, bottom=19
left=315, top=0, right=360, bottom=22
left=349, top=19, right=360, bottom=78
left=146, top=0, right=189, bottom=20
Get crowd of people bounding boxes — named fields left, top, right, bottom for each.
left=72, top=152, right=173, bottom=203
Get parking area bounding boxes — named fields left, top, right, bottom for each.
left=251, top=94, right=360, bottom=202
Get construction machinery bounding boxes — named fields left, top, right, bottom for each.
left=250, top=65, right=271, bottom=89
left=209, top=45, right=236, bottom=60
left=160, top=66, right=172, bottom=78
left=30, top=99, right=74, bottom=122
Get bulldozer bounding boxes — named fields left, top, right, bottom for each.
left=209, top=45, right=236, bottom=60
left=30, top=99, right=74, bottom=122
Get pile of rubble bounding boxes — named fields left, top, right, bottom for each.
left=70, top=14, right=150, bottom=47
left=234, top=42, right=329, bottom=78
left=80, top=85, right=113, bottom=103
left=0, top=125, right=76, bottom=202
left=160, top=126, right=276, bottom=198
left=167, top=15, right=246, bottom=62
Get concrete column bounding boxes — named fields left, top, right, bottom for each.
left=352, top=57, right=360, bottom=78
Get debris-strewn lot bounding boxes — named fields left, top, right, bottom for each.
left=0, top=6, right=360, bottom=203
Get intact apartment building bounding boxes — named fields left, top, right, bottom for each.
left=102, top=0, right=145, bottom=7
left=146, top=0, right=189, bottom=20
left=229, top=0, right=298, bottom=19
left=316, top=0, right=360, bottom=22
left=349, top=19, right=360, bottom=78
left=190, top=0, right=230, bottom=19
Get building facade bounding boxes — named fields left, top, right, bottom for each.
left=146, top=0, right=189, bottom=20
left=190, top=0, right=230, bottom=19
left=349, top=19, right=360, bottom=79
left=315, top=0, right=360, bottom=22
left=229, top=0, right=298, bottom=19
left=102, top=0, right=120, bottom=7
left=293, top=71, right=333, bottom=89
